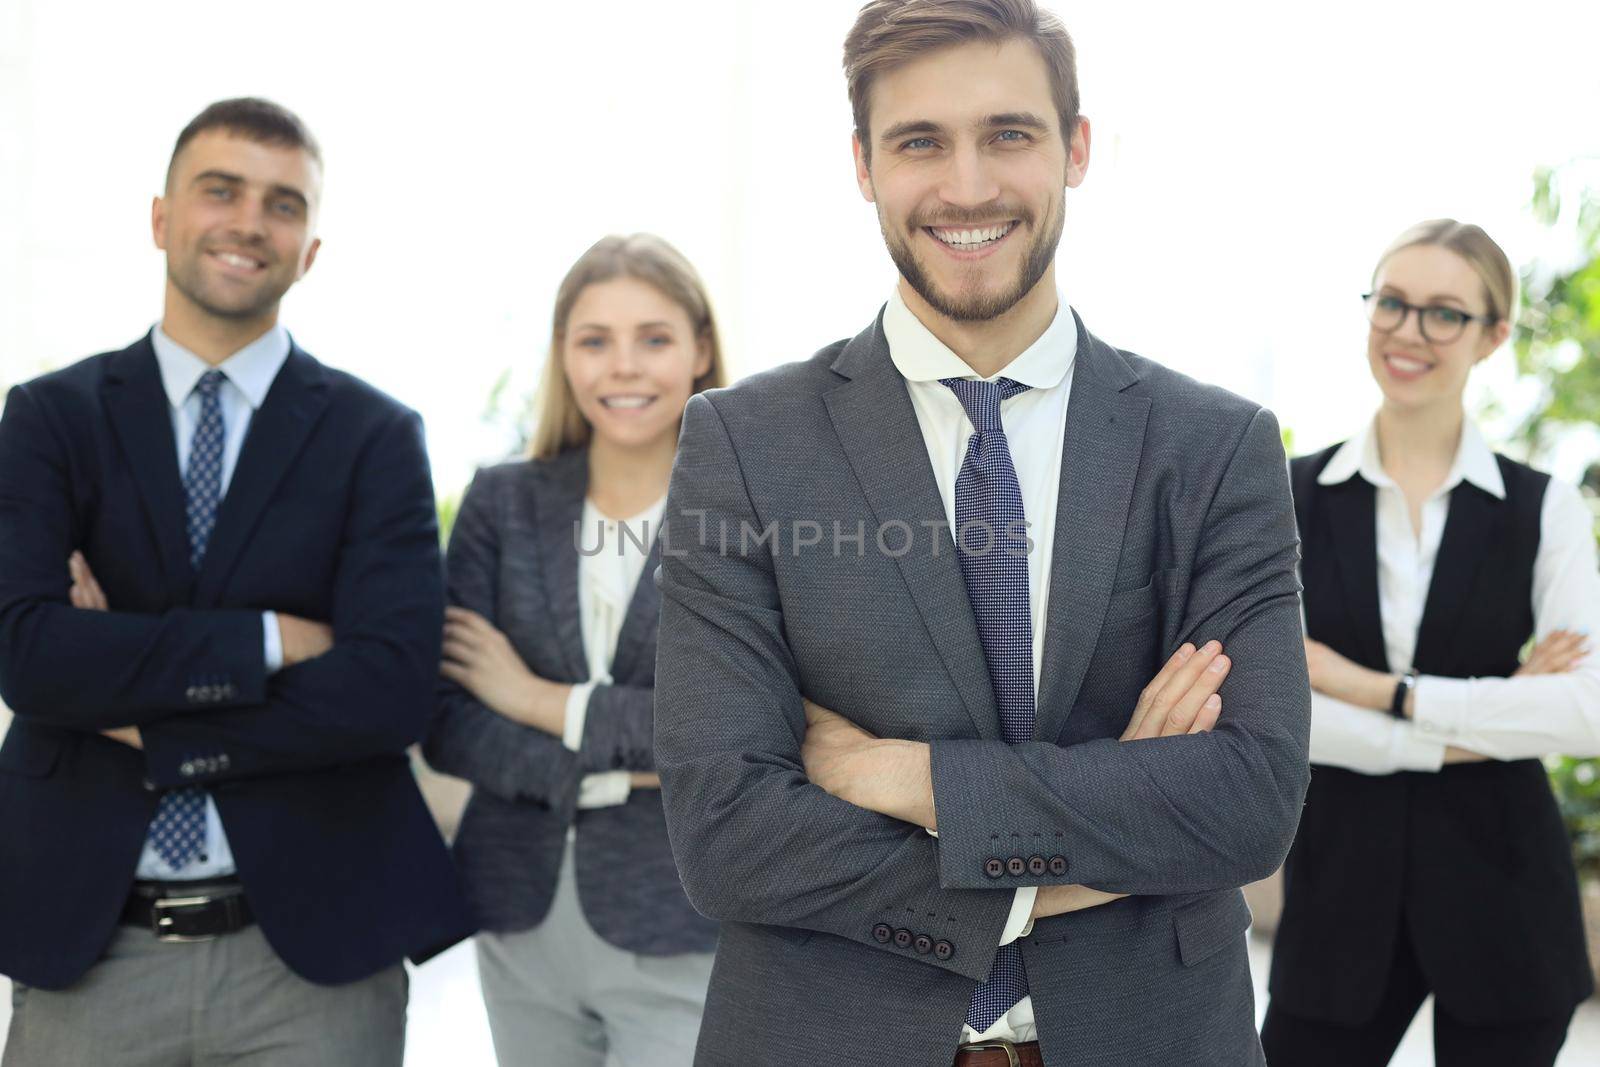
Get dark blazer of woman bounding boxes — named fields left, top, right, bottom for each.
left=1268, top=444, right=1593, bottom=1025
left=424, top=447, right=717, bottom=955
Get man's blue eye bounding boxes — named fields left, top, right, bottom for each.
left=903, top=138, right=936, bottom=151
left=996, top=130, right=1027, bottom=142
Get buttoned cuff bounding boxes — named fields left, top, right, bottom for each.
left=1000, top=887, right=1037, bottom=945
left=1412, top=675, right=1470, bottom=743
left=1389, top=720, right=1447, bottom=771
left=262, top=612, right=283, bottom=673
left=576, top=770, right=632, bottom=809
left=563, top=681, right=598, bottom=752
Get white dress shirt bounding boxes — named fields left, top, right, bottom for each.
left=1308, top=415, right=1600, bottom=774
left=883, top=287, right=1077, bottom=1045
left=136, top=324, right=291, bottom=880
left=562, top=494, right=668, bottom=817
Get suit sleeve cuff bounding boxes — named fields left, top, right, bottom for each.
left=563, top=681, right=598, bottom=752
left=1412, top=675, right=1468, bottom=743
left=1000, top=887, right=1037, bottom=945
left=261, top=612, right=283, bottom=674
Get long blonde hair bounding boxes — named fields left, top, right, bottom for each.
left=529, top=234, right=728, bottom=460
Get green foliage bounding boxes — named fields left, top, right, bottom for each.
left=1520, top=162, right=1600, bottom=880
left=1513, top=166, right=1600, bottom=454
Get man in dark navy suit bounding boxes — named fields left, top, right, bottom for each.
left=0, top=98, right=471, bottom=1066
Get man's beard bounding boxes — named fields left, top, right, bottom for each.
left=880, top=195, right=1064, bottom=323
left=167, top=250, right=290, bottom=322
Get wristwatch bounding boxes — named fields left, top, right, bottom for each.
left=1389, top=670, right=1417, bottom=720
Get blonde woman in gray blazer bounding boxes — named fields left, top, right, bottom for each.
left=423, top=234, right=728, bottom=1067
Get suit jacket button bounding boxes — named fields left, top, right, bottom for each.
left=185, top=686, right=199, bottom=702
left=914, top=934, right=933, bottom=955
left=984, top=858, right=1005, bottom=879
left=180, top=761, right=195, bottom=778
left=893, top=928, right=912, bottom=949
left=1027, top=855, right=1047, bottom=876
left=218, top=755, right=231, bottom=770
left=1006, top=857, right=1026, bottom=877
left=1048, top=855, right=1067, bottom=876
left=934, top=940, right=954, bottom=961
left=872, top=923, right=892, bottom=944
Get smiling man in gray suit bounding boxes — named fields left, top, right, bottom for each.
left=653, top=2, right=1311, bottom=1065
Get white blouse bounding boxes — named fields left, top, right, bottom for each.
left=1308, top=417, right=1600, bottom=774
left=562, top=494, right=667, bottom=809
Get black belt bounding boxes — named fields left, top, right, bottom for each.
left=121, top=877, right=254, bottom=942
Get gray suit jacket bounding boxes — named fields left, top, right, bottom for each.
left=423, top=448, right=717, bottom=955
left=654, top=311, right=1311, bottom=1065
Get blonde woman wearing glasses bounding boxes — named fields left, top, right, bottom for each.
left=423, top=234, right=726, bottom=1066
left=1262, top=219, right=1600, bottom=1066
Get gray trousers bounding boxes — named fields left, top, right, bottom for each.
left=3, top=923, right=406, bottom=1067
left=477, top=837, right=713, bottom=1067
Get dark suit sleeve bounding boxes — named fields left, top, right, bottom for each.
left=136, top=408, right=445, bottom=786
left=0, top=383, right=268, bottom=729
left=929, top=407, right=1311, bottom=896
left=576, top=683, right=656, bottom=774
left=420, top=468, right=582, bottom=812
left=655, top=393, right=1011, bottom=982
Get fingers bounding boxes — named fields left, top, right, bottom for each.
left=68, top=551, right=109, bottom=611
left=1124, top=643, right=1196, bottom=740
left=1137, top=640, right=1228, bottom=740
left=1517, top=629, right=1589, bottom=676
left=445, top=606, right=491, bottom=631
left=1189, top=694, right=1222, bottom=734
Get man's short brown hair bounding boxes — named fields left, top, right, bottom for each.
left=843, top=0, right=1079, bottom=166
left=166, top=97, right=322, bottom=187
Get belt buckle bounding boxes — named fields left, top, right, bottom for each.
left=959, top=1039, right=1021, bottom=1067
left=150, top=894, right=219, bottom=943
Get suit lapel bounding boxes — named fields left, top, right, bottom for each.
left=609, top=532, right=664, bottom=681
left=1321, top=478, right=1390, bottom=672
left=823, top=317, right=1001, bottom=740
left=1033, top=320, right=1151, bottom=742
left=1412, top=482, right=1498, bottom=674
left=193, top=346, right=330, bottom=607
left=101, top=335, right=193, bottom=600
left=531, top=448, right=591, bottom=681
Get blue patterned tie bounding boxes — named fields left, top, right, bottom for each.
left=942, top=376, right=1034, bottom=1034
left=146, top=369, right=227, bottom=869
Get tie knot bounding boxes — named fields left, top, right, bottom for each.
left=938, top=377, right=1030, bottom=434
left=194, top=370, right=226, bottom=399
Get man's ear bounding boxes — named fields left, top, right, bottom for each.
left=297, top=236, right=322, bottom=280
left=853, top=131, right=875, bottom=204
left=152, top=195, right=167, bottom=250
left=1065, top=116, right=1092, bottom=190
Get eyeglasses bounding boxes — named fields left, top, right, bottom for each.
left=1361, top=292, right=1495, bottom=345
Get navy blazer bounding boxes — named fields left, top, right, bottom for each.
left=423, top=449, right=717, bottom=956
left=0, top=333, right=473, bottom=990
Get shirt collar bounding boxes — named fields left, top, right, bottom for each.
left=882, top=286, right=1076, bottom=389
left=150, top=324, right=291, bottom=411
left=1317, top=414, right=1506, bottom=500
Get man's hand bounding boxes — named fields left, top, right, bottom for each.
left=277, top=614, right=335, bottom=667
left=800, top=700, right=935, bottom=829
left=441, top=606, right=569, bottom=736
left=1122, top=641, right=1231, bottom=740
left=68, top=553, right=144, bottom=750
left=1516, top=629, right=1590, bottom=677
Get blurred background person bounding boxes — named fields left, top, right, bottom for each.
left=1262, top=219, right=1600, bottom=1067
left=422, top=233, right=727, bottom=1067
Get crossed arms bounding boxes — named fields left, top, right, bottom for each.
left=653, top=393, right=1311, bottom=981
left=0, top=383, right=443, bottom=787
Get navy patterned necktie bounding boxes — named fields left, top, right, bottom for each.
left=941, top=376, right=1034, bottom=1034
left=146, top=369, right=227, bottom=869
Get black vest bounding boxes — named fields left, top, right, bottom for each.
left=1267, top=443, right=1593, bottom=1025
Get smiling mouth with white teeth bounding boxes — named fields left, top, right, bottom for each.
left=926, top=221, right=1018, bottom=249
left=1384, top=353, right=1435, bottom=376
left=599, top=396, right=657, bottom=410
left=208, top=249, right=267, bottom=271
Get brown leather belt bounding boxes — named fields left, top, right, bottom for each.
left=953, top=1039, right=1045, bottom=1067
left=120, top=877, right=253, bottom=942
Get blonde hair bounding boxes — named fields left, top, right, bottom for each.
left=529, top=234, right=728, bottom=460
left=1374, top=218, right=1519, bottom=326
left=844, top=0, right=1079, bottom=167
